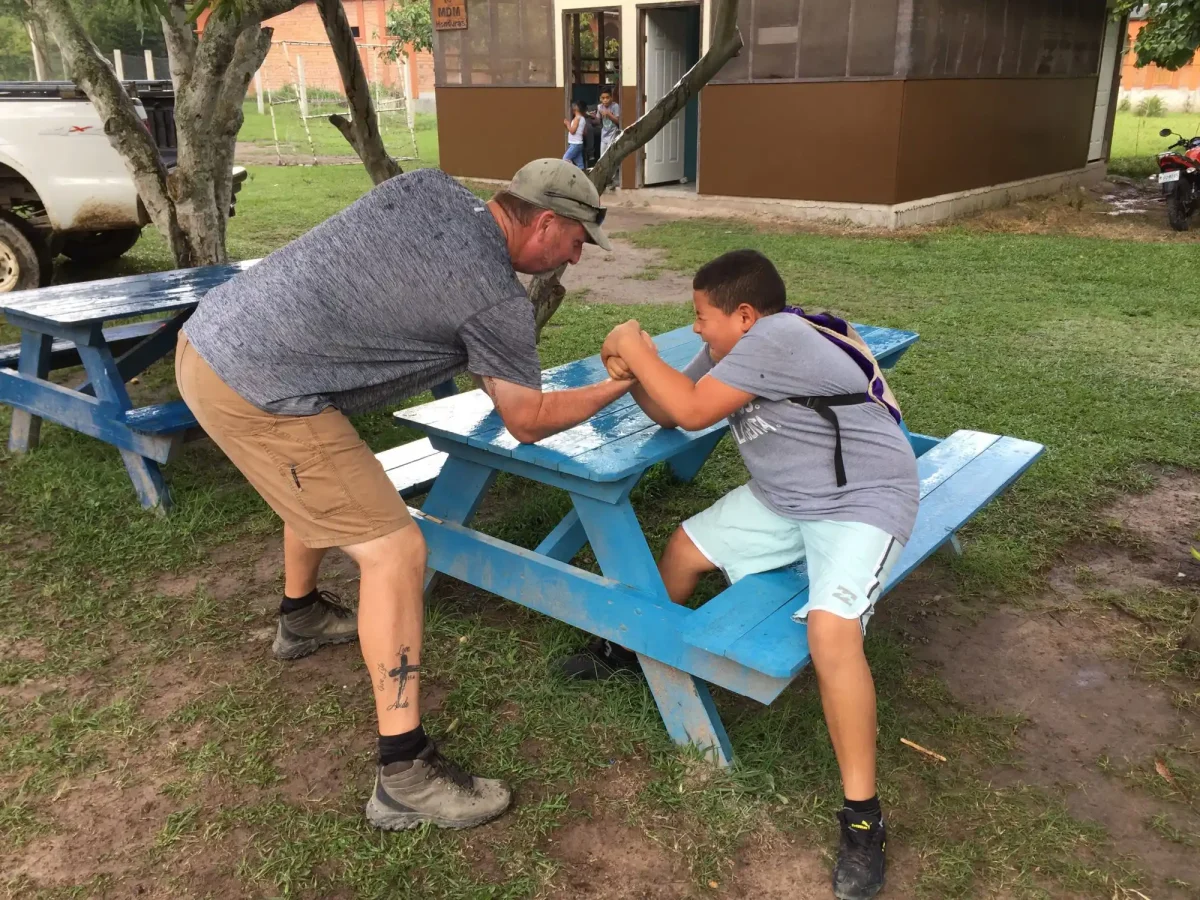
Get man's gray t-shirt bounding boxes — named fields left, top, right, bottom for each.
left=684, top=313, right=919, bottom=542
left=183, top=168, right=541, bottom=416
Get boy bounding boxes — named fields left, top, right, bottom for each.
left=559, top=250, right=918, bottom=900
left=597, top=88, right=621, bottom=182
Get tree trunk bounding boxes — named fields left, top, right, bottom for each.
left=26, top=17, right=49, bottom=80
left=27, top=0, right=189, bottom=261
left=528, top=0, right=743, bottom=336
left=315, top=0, right=402, bottom=185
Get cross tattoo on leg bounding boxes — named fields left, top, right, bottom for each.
left=380, top=646, right=420, bottom=711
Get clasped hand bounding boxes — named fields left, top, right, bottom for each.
left=601, top=319, right=656, bottom=381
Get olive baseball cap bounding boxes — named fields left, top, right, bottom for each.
left=508, top=158, right=612, bottom=251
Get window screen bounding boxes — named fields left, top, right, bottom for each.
left=710, top=0, right=1106, bottom=83
left=434, top=0, right=555, bottom=86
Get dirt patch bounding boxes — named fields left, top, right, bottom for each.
left=903, top=470, right=1200, bottom=895
left=547, top=814, right=692, bottom=899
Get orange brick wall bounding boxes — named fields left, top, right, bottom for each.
left=1121, top=20, right=1200, bottom=91
left=200, top=1, right=435, bottom=98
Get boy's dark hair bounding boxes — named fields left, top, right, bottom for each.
left=492, top=190, right=544, bottom=227
left=600, top=86, right=613, bottom=96
left=692, top=249, right=786, bottom=315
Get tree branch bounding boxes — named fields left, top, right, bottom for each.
left=315, top=0, right=401, bottom=184
left=26, top=0, right=189, bottom=262
left=529, top=0, right=743, bottom=336
left=160, top=0, right=197, bottom=93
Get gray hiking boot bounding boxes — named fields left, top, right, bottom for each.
left=365, top=741, right=512, bottom=831
left=272, top=591, right=358, bottom=660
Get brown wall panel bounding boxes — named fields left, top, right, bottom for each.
left=698, top=82, right=905, bottom=204
left=894, top=77, right=1096, bottom=202
left=438, top=87, right=563, bottom=181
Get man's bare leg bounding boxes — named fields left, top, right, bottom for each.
left=342, top=523, right=511, bottom=830
left=341, top=525, right=427, bottom=734
left=284, top=523, right=327, bottom=598
left=273, top=525, right=356, bottom=660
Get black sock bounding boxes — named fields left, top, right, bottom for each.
left=280, top=588, right=320, bottom=615
left=378, top=725, right=429, bottom=766
left=843, top=795, right=883, bottom=825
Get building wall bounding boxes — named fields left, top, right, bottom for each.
left=698, top=82, right=905, bottom=204
left=893, top=77, right=1097, bottom=203
left=1121, top=20, right=1200, bottom=91
left=221, top=1, right=435, bottom=101
left=437, top=88, right=563, bottom=180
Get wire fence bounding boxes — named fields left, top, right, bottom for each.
left=243, top=40, right=422, bottom=166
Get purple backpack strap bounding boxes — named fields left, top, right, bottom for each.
left=781, top=306, right=902, bottom=425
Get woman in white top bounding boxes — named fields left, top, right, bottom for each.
left=563, top=101, right=586, bottom=170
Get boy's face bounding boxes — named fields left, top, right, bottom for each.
left=692, top=290, right=759, bottom=362
left=600, top=92, right=612, bottom=106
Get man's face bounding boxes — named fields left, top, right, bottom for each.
left=511, top=211, right=588, bottom=275
left=692, top=290, right=756, bottom=362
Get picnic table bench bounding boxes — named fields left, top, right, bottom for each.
left=392, top=324, right=1044, bottom=766
left=0, top=261, right=462, bottom=511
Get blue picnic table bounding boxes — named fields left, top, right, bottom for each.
left=0, top=262, right=261, bottom=509
left=395, top=323, right=1045, bottom=766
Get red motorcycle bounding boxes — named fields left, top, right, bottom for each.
left=1155, top=127, right=1200, bottom=231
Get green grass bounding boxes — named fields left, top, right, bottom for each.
left=2, top=167, right=1198, bottom=897
left=1109, top=110, right=1200, bottom=177
left=237, top=100, right=439, bottom=165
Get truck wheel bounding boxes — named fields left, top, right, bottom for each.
left=0, top=214, right=47, bottom=293
left=61, top=227, right=143, bottom=264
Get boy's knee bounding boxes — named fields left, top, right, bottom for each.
left=806, top=611, right=865, bottom=667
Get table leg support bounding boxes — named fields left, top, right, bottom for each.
left=668, top=431, right=723, bottom=483
left=8, top=333, right=52, bottom=454
left=119, top=449, right=172, bottom=511
left=419, top=456, right=497, bottom=595
left=640, top=657, right=733, bottom=768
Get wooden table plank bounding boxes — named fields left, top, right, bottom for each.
left=0, top=260, right=258, bottom=327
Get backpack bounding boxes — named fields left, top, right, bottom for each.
left=779, top=306, right=903, bottom=488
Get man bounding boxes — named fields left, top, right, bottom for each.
left=175, top=158, right=627, bottom=831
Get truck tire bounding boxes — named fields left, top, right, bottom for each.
left=0, top=213, right=47, bottom=294
left=61, top=227, right=143, bottom=264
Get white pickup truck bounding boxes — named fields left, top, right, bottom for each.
left=0, top=80, right=245, bottom=293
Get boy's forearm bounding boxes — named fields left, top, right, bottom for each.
left=630, top=383, right=677, bottom=428
left=620, top=342, right=704, bottom=428
left=527, top=378, right=631, bottom=441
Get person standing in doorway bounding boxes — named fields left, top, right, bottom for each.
left=563, top=101, right=586, bottom=169
left=597, top=87, right=621, bottom=169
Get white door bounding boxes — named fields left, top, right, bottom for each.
left=644, top=10, right=688, bottom=185
left=1089, top=15, right=1121, bottom=161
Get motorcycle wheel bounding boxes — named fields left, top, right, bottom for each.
left=1167, top=182, right=1193, bottom=232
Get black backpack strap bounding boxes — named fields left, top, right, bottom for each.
left=788, top=393, right=870, bottom=488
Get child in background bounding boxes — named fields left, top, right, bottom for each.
left=563, top=101, right=586, bottom=169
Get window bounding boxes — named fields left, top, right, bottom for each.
left=710, top=0, right=1106, bottom=83
left=350, top=26, right=360, bottom=38
left=434, top=0, right=555, bottom=86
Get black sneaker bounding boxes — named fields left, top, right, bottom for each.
left=833, top=809, right=887, bottom=900
left=557, top=637, right=642, bottom=681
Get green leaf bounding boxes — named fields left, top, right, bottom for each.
left=1191, top=547, right=1200, bottom=562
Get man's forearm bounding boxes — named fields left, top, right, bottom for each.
left=528, top=378, right=632, bottom=441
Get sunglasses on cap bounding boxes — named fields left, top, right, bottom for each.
left=543, top=190, right=608, bottom=226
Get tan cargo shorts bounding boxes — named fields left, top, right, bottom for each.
left=175, top=333, right=412, bottom=549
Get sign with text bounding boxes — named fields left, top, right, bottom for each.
left=434, top=1, right=468, bottom=30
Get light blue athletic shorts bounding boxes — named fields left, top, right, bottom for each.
left=681, top=484, right=906, bottom=632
